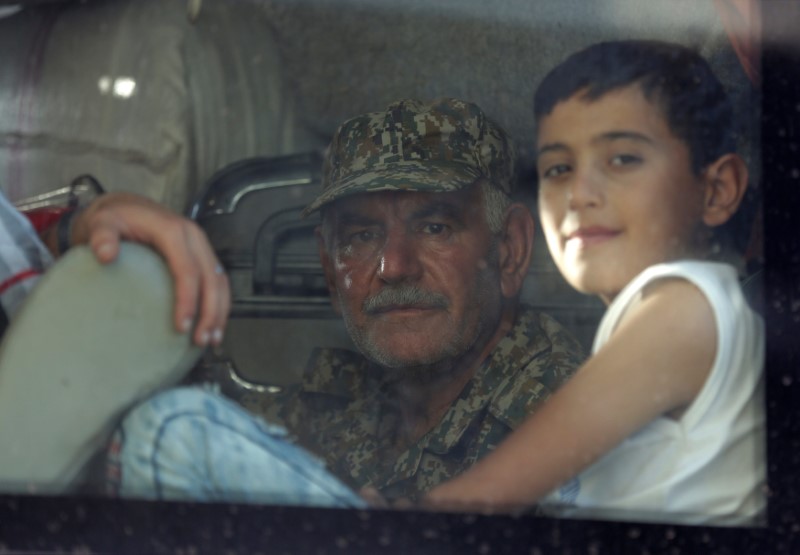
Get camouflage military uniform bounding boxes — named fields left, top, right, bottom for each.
left=243, top=305, right=583, bottom=502
left=302, top=97, right=517, bottom=215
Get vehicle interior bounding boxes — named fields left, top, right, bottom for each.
left=0, top=0, right=784, bottom=551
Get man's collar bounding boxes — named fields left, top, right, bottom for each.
left=423, top=305, right=556, bottom=452
left=297, top=305, right=582, bottom=491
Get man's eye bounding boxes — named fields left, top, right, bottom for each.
left=351, top=230, right=377, bottom=243
left=422, top=223, right=448, bottom=235
left=610, top=154, right=641, bottom=167
left=541, top=164, right=571, bottom=179
left=340, top=227, right=380, bottom=246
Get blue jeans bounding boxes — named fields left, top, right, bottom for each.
left=111, top=386, right=366, bottom=508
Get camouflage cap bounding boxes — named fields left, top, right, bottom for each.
left=302, top=97, right=516, bottom=216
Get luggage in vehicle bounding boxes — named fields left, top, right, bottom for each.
left=190, top=153, right=353, bottom=390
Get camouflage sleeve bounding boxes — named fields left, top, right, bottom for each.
left=489, top=310, right=585, bottom=430
left=238, top=347, right=368, bottom=442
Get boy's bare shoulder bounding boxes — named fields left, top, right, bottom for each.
left=639, top=277, right=716, bottom=326
left=611, top=277, right=717, bottom=411
left=623, top=276, right=717, bottom=351
left=642, top=275, right=709, bottom=298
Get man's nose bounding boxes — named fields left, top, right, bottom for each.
left=568, top=167, right=603, bottom=210
left=377, top=231, right=423, bottom=284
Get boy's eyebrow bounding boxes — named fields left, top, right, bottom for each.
left=537, top=131, right=655, bottom=159
left=536, top=142, right=568, bottom=159
left=595, top=130, right=655, bottom=145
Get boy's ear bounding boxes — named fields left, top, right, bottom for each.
left=701, top=153, right=749, bottom=228
left=315, top=226, right=341, bottom=314
left=497, top=203, right=535, bottom=299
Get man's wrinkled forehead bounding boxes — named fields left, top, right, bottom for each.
left=323, top=185, right=481, bottom=224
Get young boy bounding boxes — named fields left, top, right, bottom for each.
left=422, top=40, right=765, bottom=526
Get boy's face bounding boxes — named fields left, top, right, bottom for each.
left=536, top=84, right=707, bottom=304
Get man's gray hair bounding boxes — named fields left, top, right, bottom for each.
left=480, top=180, right=511, bottom=235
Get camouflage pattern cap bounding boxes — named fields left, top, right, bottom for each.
left=302, top=97, right=516, bottom=216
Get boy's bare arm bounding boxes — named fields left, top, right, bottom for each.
left=422, top=279, right=717, bottom=513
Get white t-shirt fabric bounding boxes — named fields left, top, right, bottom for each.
left=543, top=260, right=765, bottom=526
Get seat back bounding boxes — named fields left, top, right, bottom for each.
left=191, top=154, right=353, bottom=389
left=191, top=155, right=604, bottom=391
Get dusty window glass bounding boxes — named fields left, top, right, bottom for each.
left=0, top=0, right=796, bottom=552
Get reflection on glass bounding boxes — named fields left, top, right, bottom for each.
left=0, top=0, right=770, bottom=546
left=97, top=76, right=136, bottom=98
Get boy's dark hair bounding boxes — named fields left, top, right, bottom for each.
left=534, top=39, right=757, bottom=261
left=533, top=39, right=735, bottom=175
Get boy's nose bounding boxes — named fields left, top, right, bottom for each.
left=568, top=168, right=603, bottom=210
left=377, top=231, right=423, bottom=284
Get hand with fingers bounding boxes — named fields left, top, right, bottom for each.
left=44, top=191, right=231, bottom=348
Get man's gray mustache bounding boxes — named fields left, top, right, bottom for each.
left=363, top=286, right=449, bottom=313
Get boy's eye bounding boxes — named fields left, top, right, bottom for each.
left=609, top=154, right=641, bottom=167
left=541, top=163, right=571, bottom=179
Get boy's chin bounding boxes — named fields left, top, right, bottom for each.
left=564, top=273, right=622, bottom=303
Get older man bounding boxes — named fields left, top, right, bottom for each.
left=111, top=98, right=583, bottom=507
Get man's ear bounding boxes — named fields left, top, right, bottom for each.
left=315, top=226, right=341, bottom=314
left=497, top=203, right=535, bottom=299
left=702, top=153, right=749, bottom=228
